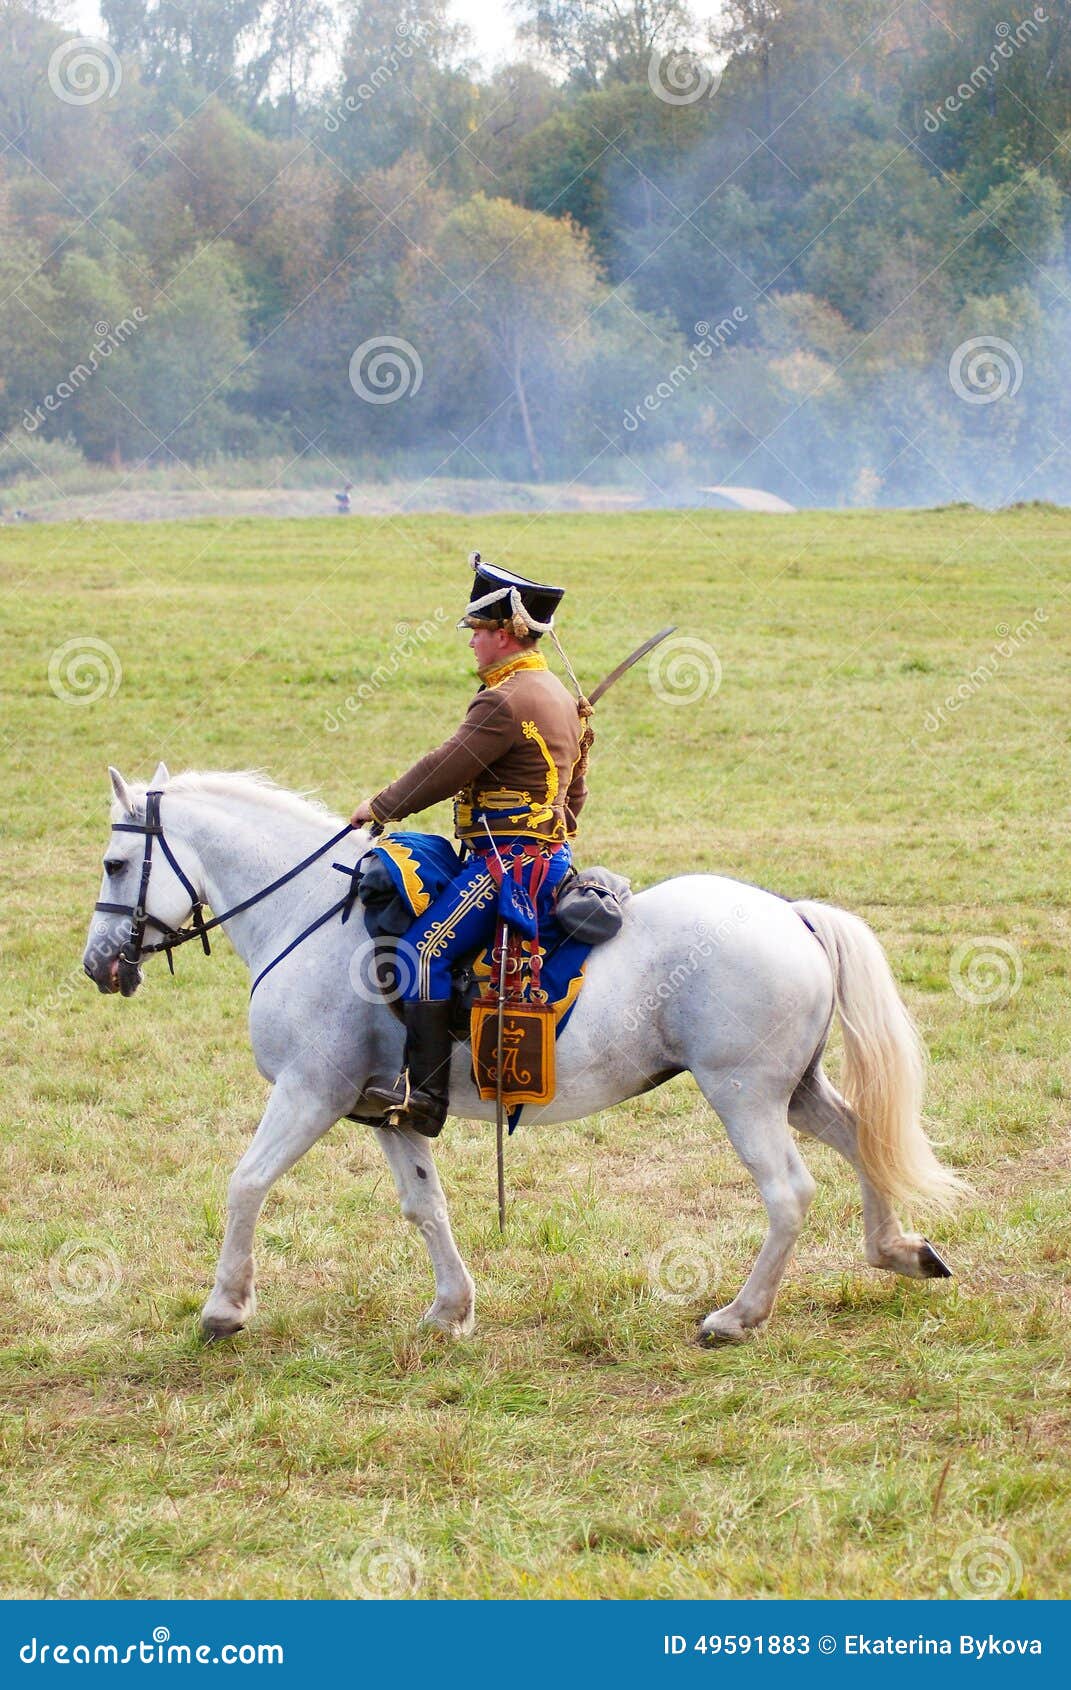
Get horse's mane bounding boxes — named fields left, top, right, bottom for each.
left=120, top=770, right=343, bottom=829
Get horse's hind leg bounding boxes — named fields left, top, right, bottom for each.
left=372, top=1123, right=475, bottom=1337
left=788, top=1063, right=951, bottom=1279
left=201, top=1074, right=338, bottom=1339
left=693, top=1073, right=817, bottom=1345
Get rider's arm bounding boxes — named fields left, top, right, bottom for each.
left=564, top=722, right=591, bottom=836
left=369, top=689, right=515, bottom=824
left=564, top=762, right=587, bottom=835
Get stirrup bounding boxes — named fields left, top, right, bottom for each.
left=365, top=1070, right=441, bottom=1130
left=385, top=1071, right=411, bottom=1127
left=364, top=1068, right=410, bottom=1111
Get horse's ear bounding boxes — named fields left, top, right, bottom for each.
left=150, top=760, right=170, bottom=788
left=109, top=765, right=133, bottom=813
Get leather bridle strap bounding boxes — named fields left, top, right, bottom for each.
left=94, top=789, right=355, bottom=974
left=94, top=790, right=182, bottom=970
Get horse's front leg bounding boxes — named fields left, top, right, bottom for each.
left=201, top=1075, right=338, bottom=1339
left=371, top=1123, right=475, bottom=1337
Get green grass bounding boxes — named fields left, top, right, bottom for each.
left=1, top=506, right=1069, bottom=1599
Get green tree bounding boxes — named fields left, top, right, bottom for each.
left=514, top=0, right=699, bottom=88
left=245, top=0, right=333, bottom=132
left=100, top=0, right=265, bottom=99
left=404, top=193, right=604, bottom=476
left=324, top=0, right=478, bottom=185
left=106, top=245, right=253, bottom=462
left=0, top=227, right=61, bottom=439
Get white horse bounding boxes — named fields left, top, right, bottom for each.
left=83, top=764, right=963, bottom=1345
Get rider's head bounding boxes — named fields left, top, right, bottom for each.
left=458, top=552, right=564, bottom=672
left=467, top=622, right=535, bottom=671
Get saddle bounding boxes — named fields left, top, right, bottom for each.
left=340, top=835, right=630, bottom=1113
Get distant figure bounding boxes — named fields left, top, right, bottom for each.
left=334, top=482, right=353, bottom=514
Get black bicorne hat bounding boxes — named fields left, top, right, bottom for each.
left=459, top=553, right=564, bottom=635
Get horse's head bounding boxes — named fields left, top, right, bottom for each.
left=83, top=761, right=201, bottom=997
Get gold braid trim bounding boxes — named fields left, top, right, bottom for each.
left=521, top=719, right=558, bottom=830
left=480, top=650, right=549, bottom=689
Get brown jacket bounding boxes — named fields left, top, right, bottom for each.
left=370, top=652, right=587, bottom=843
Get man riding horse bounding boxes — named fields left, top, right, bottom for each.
left=349, top=556, right=591, bottom=1137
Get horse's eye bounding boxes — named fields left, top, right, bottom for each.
left=104, top=859, right=124, bottom=877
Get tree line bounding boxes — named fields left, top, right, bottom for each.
left=2, top=0, right=1070, bottom=506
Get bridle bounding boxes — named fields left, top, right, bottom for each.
left=94, top=788, right=359, bottom=983
left=94, top=790, right=211, bottom=974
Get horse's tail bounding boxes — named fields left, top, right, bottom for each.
left=793, top=900, right=967, bottom=1210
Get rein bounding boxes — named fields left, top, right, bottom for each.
left=95, top=788, right=357, bottom=984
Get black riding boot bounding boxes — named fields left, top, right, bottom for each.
left=364, top=999, right=452, bottom=1136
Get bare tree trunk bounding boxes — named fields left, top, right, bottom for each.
left=513, top=356, right=544, bottom=481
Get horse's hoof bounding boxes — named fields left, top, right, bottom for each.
left=697, top=1312, right=752, bottom=1346
left=200, top=1316, right=245, bottom=1343
left=421, top=1300, right=475, bottom=1339
left=918, top=1240, right=953, bottom=1278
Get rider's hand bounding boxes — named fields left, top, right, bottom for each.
left=350, top=798, right=376, bottom=827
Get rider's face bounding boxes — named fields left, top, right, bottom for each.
left=469, top=625, right=510, bottom=669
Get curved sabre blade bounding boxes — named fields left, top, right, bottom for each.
left=587, top=625, right=678, bottom=707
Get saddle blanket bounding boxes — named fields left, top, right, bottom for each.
left=366, top=832, right=593, bottom=1125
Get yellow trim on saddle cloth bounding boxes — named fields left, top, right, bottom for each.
left=375, top=839, right=433, bottom=917
left=470, top=947, right=587, bottom=1022
left=479, top=650, right=548, bottom=689
left=552, top=966, right=585, bottom=1024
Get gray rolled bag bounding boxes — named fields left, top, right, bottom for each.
left=553, top=866, right=632, bottom=945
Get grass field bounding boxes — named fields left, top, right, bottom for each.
left=1, top=506, right=1069, bottom=1600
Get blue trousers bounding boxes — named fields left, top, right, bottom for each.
left=401, top=842, right=572, bottom=1001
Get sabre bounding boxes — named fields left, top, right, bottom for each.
left=487, top=625, right=677, bottom=1232
left=482, top=818, right=510, bottom=1234
left=494, top=929, right=508, bottom=1234
left=585, top=625, right=677, bottom=706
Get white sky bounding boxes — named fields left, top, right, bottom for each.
left=66, top=1, right=725, bottom=76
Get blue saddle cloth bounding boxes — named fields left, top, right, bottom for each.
left=368, top=831, right=592, bottom=1041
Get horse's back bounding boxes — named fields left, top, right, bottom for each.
left=542, top=870, right=834, bottom=1102
left=606, top=871, right=827, bottom=969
